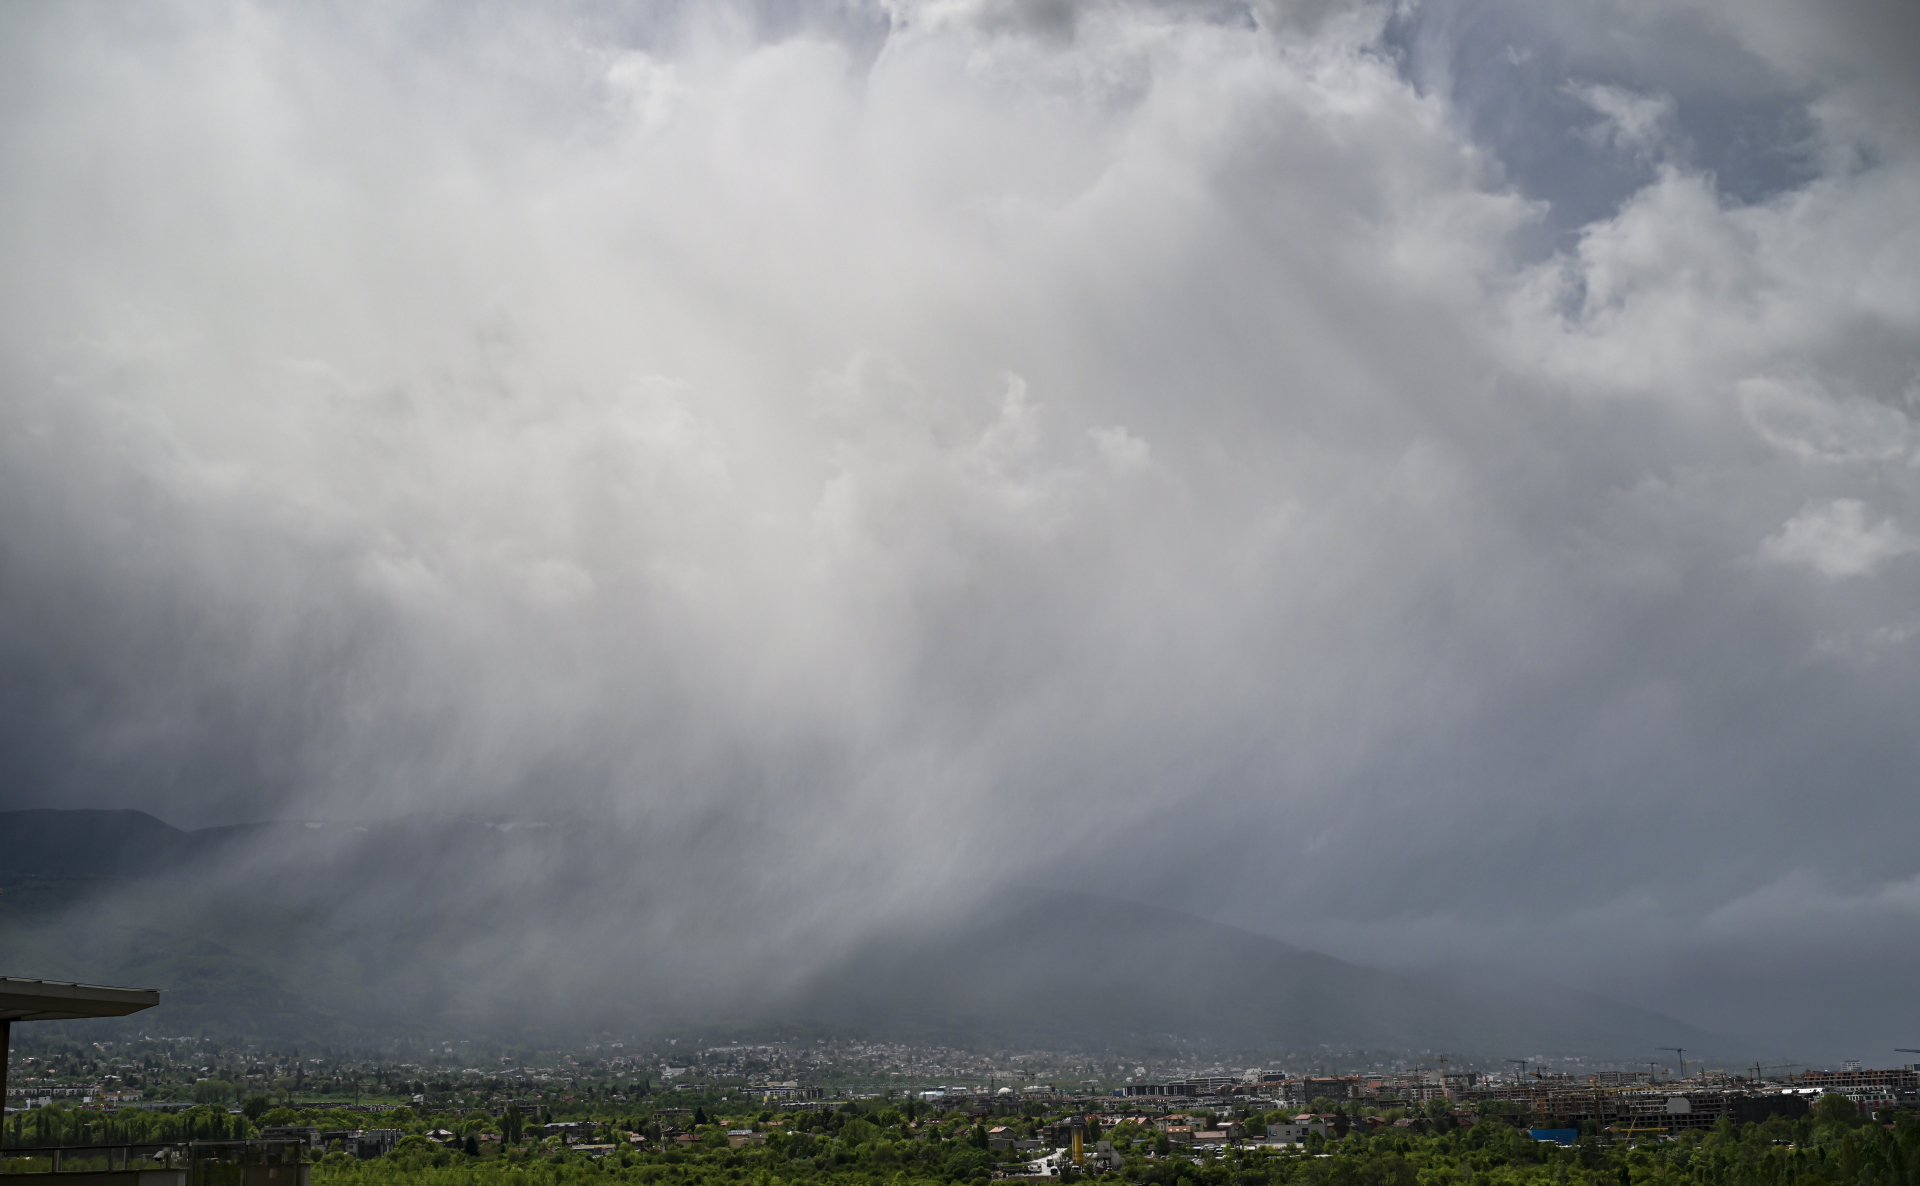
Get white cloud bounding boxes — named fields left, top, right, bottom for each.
left=1089, top=425, right=1150, bottom=471
left=1567, top=82, right=1678, bottom=159
left=1739, top=375, right=1918, bottom=466
left=1761, top=499, right=1917, bottom=577
left=1, top=0, right=1918, bottom=1053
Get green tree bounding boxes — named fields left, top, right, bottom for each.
left=242, top=1096, right=272, bottom=1121
left=194, top=1080, right=234, bottom=1105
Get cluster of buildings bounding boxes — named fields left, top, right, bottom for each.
left=259, top=1125, right=406, bottom=1159
left=1109, top=1063, right=1920, bottom=1137
left=988, top=1113, right=1348, bottom=1180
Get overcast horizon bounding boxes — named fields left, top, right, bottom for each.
left=2, top=0, right=1917, bottom=1062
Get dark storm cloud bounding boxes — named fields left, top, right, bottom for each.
left=0, top=0, right=1915, bottom=1058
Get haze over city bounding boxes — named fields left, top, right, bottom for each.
left=2, top=0, right=1918, bottom=1063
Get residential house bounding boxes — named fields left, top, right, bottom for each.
left=352, top=1130, right=403, bottom=1159
left=1259, top=1119, right=1326, bottom=1146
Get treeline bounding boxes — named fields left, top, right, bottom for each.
left=8, top=1092, right=1919, bottom=1186
left=301, top=1102, right=1919, bottom=1186
left=1, top=1104, right=250, bottom=1149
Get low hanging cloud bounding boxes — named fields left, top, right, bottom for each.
left=1, top=0, right=1917, bottom=1057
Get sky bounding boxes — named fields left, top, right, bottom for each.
left=1, top=0, right=1917, bottom=1060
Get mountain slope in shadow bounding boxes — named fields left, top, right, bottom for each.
left=771, top=887, right=1723, bottom=1057
left=0, top=809, right=1724, bottom=1058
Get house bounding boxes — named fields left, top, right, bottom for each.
left=1085, top=1141, right=1124, bottom=1172
left=1259, top=1120, right=1325, bottom=1146
left=352, top=1130, right=403, bottom=1159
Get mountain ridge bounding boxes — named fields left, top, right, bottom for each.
left=0, top=807, right=1727, bottom=1059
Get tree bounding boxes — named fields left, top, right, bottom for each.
left=193, top=1080, right=233, bottom=1105
left=693, top=1106, right=709, bottom=1127
left=502, top=1103, right=524, bottom=1146
left=463, top=1135, right=479, bottom=1157
left=242, top=1096, right=271, bottom=1121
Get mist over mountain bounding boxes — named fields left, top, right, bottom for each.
left=2, top=807, right=832, bottom=1042
left=2, top=808, right=1724, bottom=1062
left=1, top=0, right=1917, bottom=1065
left=777, top=891, right=1727, bottom=1060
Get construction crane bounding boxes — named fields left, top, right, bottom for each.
left=1506, top=1059, right=1529, bottom=1081
left=1415, top=1055, right=1453, bottom=1101
left=1658, top=1048, right=1689, bottom=1083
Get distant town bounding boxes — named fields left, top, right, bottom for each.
left=4, top=1020, right=1917, bottom=1186
left=11, top=1031, right=1915, bottom=1114
left=5, top=1027, right=1915, bottom=1134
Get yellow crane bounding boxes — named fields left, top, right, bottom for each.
left=1415, top=1055, right=1453, bottom=1102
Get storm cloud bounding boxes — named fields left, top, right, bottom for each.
left=1, top=0, right=1916, bottom=1058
